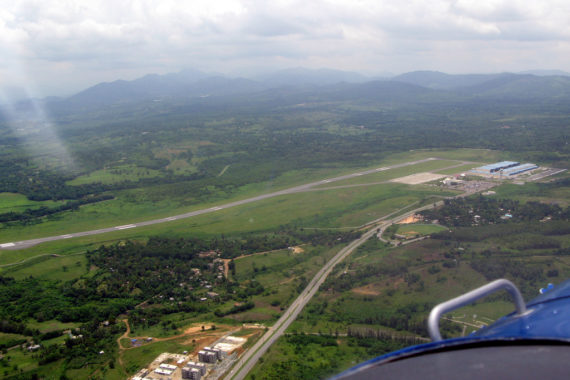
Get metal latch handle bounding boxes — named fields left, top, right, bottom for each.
left=428, top=279, right=526, bottom=341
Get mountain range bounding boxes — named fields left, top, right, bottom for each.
left=5, top=68, right=570, bottom=115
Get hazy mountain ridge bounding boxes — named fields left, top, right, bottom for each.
left=390, top=71, right=511, bottom=90
left=65, top=68, right=570, bottom=106
left=6, top=68, right=570, bottom=118
left=256, top=67, right=370, bottom=86
left=457, top=74, right=570, bottom=100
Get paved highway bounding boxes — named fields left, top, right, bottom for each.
left=0, top=158, right=438, bottom=250
left=226, top=199, right=447, bottom=380
left=227, top=227, right=379, bottom=380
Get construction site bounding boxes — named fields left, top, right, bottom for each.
left=131, top=334, right=249, bottom=380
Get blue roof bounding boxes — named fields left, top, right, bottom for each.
left=502, top=163, right=538, bottom=174
left=477, top=161, right=520, bottom=171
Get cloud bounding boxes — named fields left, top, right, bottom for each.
left=1, top=0, right=570, bottom=96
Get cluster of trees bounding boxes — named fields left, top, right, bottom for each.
left=0, top=231, right=356, bottom=332
left=254, top=332, right=407, bottom=380
left=432, top=220, right=570, bottom=243
left=421, top=196, right=569, bottom=227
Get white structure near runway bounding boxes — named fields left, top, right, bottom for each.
left=470, top=161, right=538, bottom=177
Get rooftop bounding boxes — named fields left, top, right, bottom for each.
left=477, top=161, right=519, bottom=171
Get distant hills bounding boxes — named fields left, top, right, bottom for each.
left=255, top=67, right=370, bottom=86
left=390, top=70, right=570, bottom=100
left=390, top=71, right=510, bottom=90
left=6, top=68, right=570, bottom=115
left=65, top=70, right=264, bottom=108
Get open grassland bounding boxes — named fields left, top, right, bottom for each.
left=67, top=165, right=163, bottom=186
left=0, top=348, right=65, bottom=379
left=377, top=148, right=504, bottom=166
left=314, top=159, right=462, bottom=188
left=494, top=180, right=570, bottom=207
left=435, top=163, right=480, bottom=175
left=0, top=183, right=456, bottom=266
left=1, top=253, right=88, bottom=281
left=0, top=193, right=63, bottom=213
left=0, top=149, right=493, bottom=243
left=0, top=332, right=27, bottom=347
left=26, top=319, right=81, bottom=333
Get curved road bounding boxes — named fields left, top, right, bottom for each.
left=0, top=158, right=438, bottom=251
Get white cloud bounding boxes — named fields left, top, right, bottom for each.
left=1, top=0, right=570, bottom=96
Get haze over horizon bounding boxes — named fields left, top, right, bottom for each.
left=2, top=0, right=570, bottom=99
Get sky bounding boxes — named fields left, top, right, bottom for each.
left=2, top=0, right=570, bottom=98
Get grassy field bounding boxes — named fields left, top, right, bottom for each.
left=0, top=182, right=456, bottom=266
left=0, top=253, right=88, bottom=280
left=435, top=163, right=480, bottom=175
left=67, top=165, right=163, bottom=185
left=0, top=149, right=496, bottom=244
left=0, top=332, right=27, bottom=347
left=493, top=180, right=570, bottom=206
left=26, top=319, right=81, bottom=333
left=314, top=159, right=461, bottom=188
left=373, top=148, right=504, bottom=166
left=0, top=193, right=63, bottom=213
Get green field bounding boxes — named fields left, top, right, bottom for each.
left=435, top=163, right=480, bottom=175
left=314, top=159, right=461, bottom=188
left=0, top=193, right=63, bottom=213
left=0, top=149, right=494, bottom=244
left=67, top=165, right=162, bottom=186
left=26, top=319, right=81, bottom=333
left=0, top=332, right=27, bottom=347
left=494, top=180, right=570, bottom=206
left=1, top=253, right=88, bottom=281
left=0, top=182, right=456, bottom=266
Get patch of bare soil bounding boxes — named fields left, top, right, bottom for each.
left=352, top=284, right=381, bottom=296
left=398, top=214, right=422, bottom=224
left=292, top=246, right=304, bottom=254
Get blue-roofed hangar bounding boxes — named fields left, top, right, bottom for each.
left=503, top=163, right=539, bottom=176
left=470, top=161, right=538, bottom=176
